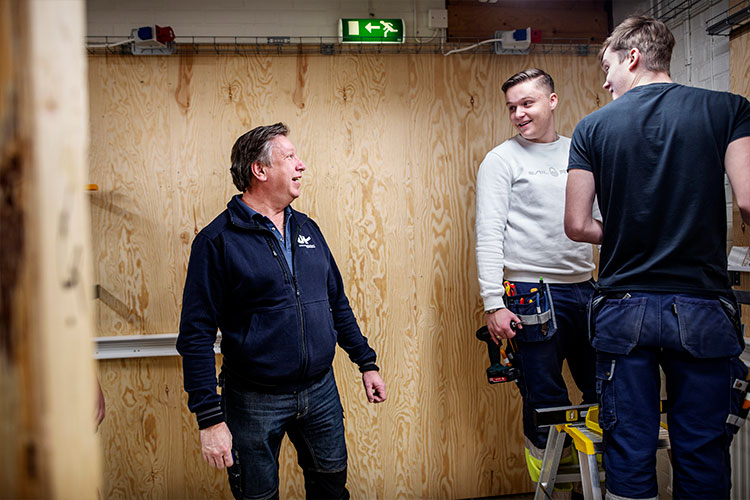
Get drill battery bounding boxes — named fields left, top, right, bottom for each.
left=475, top=326, right=520, bottom=384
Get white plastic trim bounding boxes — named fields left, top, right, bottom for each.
left=94, top=332, right=222, bottom=359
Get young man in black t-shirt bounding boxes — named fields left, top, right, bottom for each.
left=564, top=15, right=750, bottom=500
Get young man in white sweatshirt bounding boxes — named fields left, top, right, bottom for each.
left=475, top=68, right=598, bottom=485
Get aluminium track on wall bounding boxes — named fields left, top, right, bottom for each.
left=85, top=35, right=599, bottom=57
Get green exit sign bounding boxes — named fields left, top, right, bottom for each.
left=339, top=18, right=405, bottom=43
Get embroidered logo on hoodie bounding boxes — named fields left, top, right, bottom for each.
left=297, top=235, right=316, bottom=249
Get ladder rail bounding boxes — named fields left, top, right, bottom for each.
left=533, top=405, right=670, bottom=500
left=535, top=426, right=567, bottom=500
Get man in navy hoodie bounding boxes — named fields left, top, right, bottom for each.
left=177, top=123, right=386, bottom=500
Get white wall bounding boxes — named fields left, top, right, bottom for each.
left=87, top=0, right=446, bottom=39
left=667, top=1, right=730, bottom=90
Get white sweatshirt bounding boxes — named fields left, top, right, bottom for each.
left=475, top=134, right=597, bottom=311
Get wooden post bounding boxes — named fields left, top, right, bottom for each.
left=0, top=0, right=100, bottom=497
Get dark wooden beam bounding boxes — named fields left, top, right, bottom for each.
left=446, top=0, right=612, bottom=43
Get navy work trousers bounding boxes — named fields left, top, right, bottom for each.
left=510, top=280, right=598, bottom=450
left=592, top=291, right=747, bottom=499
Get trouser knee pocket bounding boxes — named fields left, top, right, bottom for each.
left=596, top=357, right=617, bottom=430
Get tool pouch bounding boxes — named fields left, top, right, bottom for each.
left=504, top=283, right=557, bottom=342
left=726, top=359, right=750, bottom=435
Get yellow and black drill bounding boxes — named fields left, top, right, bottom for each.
left=475, top=324, right=520, bottom=384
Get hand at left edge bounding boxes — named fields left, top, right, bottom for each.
left=95, top=379, right=106, bottom=430
left=362, top=370, right=386, bottom=403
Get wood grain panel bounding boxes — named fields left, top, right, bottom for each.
left=328, top=54, right=414, bottom=500
left=98, top=357, right=184, bottom=499
left=89, top=56, right=185, bottom=337
left=410, top=52, right=497, bottom=498
left=88, top=52, right=610, bottom=499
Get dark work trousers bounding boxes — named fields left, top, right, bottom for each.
left=591, top=291, right=747, bottom=499
left=509, top=280, right=598, bottom=451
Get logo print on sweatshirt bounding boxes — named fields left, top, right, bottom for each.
left=297, top=235, right=316, bottom=249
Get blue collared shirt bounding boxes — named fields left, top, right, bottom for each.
left=239, top=201, right=293, bottom=273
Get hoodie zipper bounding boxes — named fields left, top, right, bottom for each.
left=261, top=221, right=308, bottom=379
left=290, top=222, right=305, bottom=377
left=263, top=236, right=291, bottom=284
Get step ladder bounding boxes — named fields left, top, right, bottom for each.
left=533, top=404, right=670, bottom=500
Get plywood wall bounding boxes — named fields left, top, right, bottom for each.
left=88, top=51, right=609, bottom=499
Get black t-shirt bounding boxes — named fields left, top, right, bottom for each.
left=569, top=83, right=750, bottom=295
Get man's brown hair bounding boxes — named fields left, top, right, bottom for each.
left=230, top=123, right=289, bottom=192
left=501, top=68, right=555, bottom=95
left=599, top=15, right=675, bottom=74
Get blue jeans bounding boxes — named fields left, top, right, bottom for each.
left=223, top=368, right=349, bottom=500
left=508, top=280, right=597, bottom=450
left=591, top=292, right=747, bottom=499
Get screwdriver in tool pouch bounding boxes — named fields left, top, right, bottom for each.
left=530, top=287, right=542, bottom=314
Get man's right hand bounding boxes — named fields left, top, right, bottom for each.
left=486, top=308, right=521, bottom=343
left=200, top=422, right=234, bottom=469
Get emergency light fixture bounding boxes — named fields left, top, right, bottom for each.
left=339, top=18, right=405, bottom=43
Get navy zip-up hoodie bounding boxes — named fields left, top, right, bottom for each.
left=177, top=196, right=378, bottom=428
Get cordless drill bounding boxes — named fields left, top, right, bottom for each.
left=475, top=325, right=520, bottom=384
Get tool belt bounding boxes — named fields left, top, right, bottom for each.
left=503, top=281, right=557, bottom=339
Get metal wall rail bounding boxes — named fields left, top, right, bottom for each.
left=85, top=35, right=598, bottom=57
left=643, top=0, right=747, bottom=33
left=706, top=0, right=750, bottom=35
left=94, top=332, right=221, bottom=360
left=647, top=0, right=701, bottom=23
